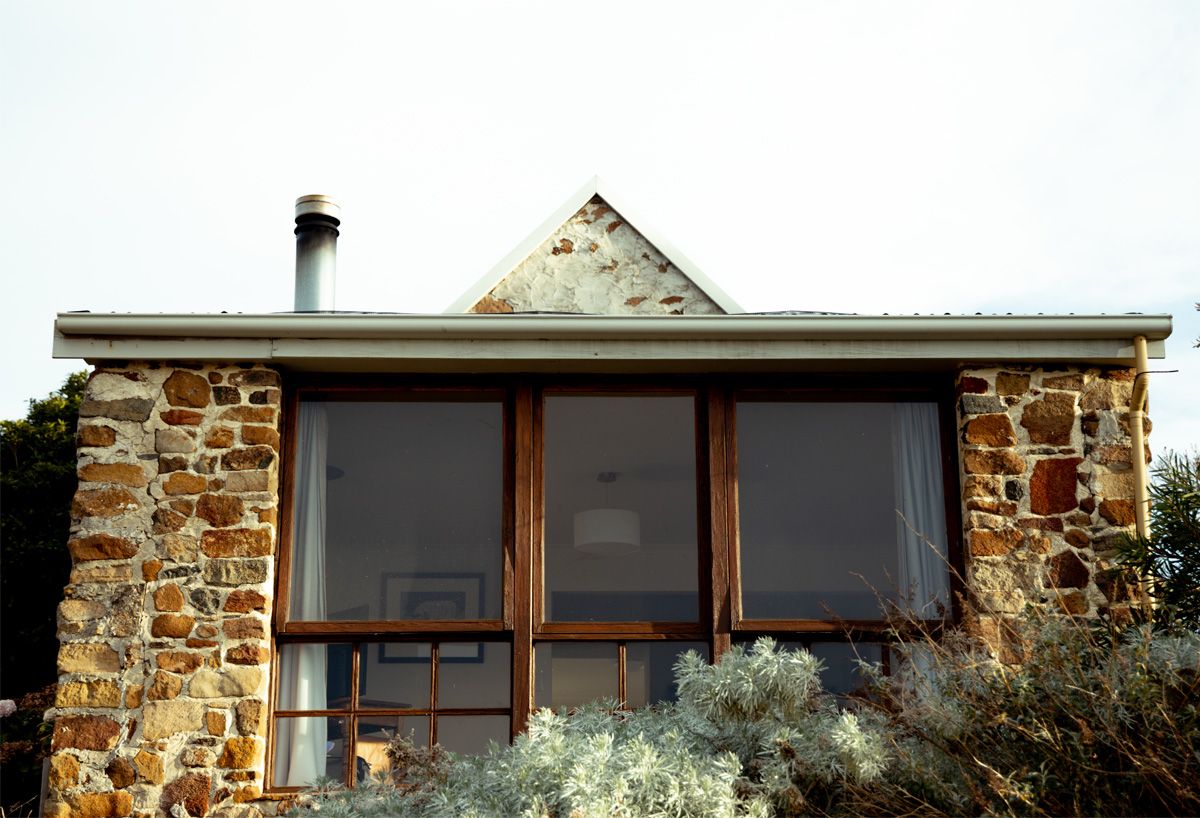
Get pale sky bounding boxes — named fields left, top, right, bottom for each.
left=3, top=2, right=1197, bottom=456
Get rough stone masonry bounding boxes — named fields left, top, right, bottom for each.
left=46, top=364, right=281, bottom=818
left=956, top=365, right=1146, bottom=661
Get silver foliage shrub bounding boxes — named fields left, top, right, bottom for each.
left=304, top=638, right=885, bottom=817
left=849, top=617, right=1200, bottom=817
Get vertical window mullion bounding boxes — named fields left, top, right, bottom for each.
left=707, top=388, right=733, bottom=659
left=512, top=385, right=535, bottom=736
left=345, top=714, right=356, bottom=788
left=347, top=641, right=360, bottom=787
left=275, top=389, right=300, bottom=634
left=617, top=642, right=627, bottom=707
left=430, top=642, right=440, bottom=747
left=502, top=392, right=516, bottom=630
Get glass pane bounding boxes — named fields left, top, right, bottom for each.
left=378, top=713, right=429, bottom=747
left=356, top=719, right=394, bottom=780
left=276, top=644, right=353, bottom=710
left=534, top=643, right=618, bottom=709
left=625, top=642, right=709, bottom=708
left=272, top=716, right=346, bottom=787
left=736, top=401, right=948, bottom=619
left=543, top=395, right=699, bottom=622
left=436, top=715, right=510, bottom=755
left=356, top=716, right=428, bottom=779
left=775, top=641, right=883, bottom=697
left=291, top=399, right=503, bottom=622
left=361, top=643, right=431, bottom=709
left=809, top=642, right=882, bottom=697
left=438, top=642, right=510, bottom=709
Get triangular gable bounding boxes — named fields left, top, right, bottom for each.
left=447, top=177, right=740, bottom=315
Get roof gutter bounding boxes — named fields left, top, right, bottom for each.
left=52, top=312, right=1171, bottom=371
left=54, top=312, right=1172, bottom=342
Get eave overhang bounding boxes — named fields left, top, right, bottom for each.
left=53, top=313, right=1172, bottom=374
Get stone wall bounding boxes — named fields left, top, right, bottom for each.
left=956, top=365, right=1146, bottom=660
left=46, top=364, right=282, bottom=818
left=472, top=195, right=725, bottom=315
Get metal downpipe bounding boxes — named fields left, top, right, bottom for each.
left=1130, top=335, right=1151, bottom=538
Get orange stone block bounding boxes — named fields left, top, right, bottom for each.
left=963, top=414, right=1016, bottom=447
left=151, top=615, right=196, bottom=639
left=163, top=472, right=208, bottom=496
left=68, top=534, right=138, bottom=562
left=78, top=462, right=148, bottom=487
left=163, top=370, right=212, bottom=408
left=153, top=584, right=184, bottom=612
left=72, top=487, right=140, bottom=518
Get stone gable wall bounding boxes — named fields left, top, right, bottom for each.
left=471, top=195, right=725, bottom=315
left=956, top=365, right=1145, bottom=660
left=46, top=364, right=282, bottom=818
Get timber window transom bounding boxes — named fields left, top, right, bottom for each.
left=270, top=380, right=958, bottom=790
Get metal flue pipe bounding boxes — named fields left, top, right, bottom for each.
left=294, top=195, right=340, bottom=312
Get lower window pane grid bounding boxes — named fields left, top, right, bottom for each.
left=271, top=640, right=511, bottom=789
left=533, top=640, right=710, bottom=710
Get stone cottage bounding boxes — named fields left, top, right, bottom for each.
left=44, top=180, right=1171, bottom=817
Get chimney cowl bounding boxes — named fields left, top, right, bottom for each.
left=295, top=194, right=341, bottom=223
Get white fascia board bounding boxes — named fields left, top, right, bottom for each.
left=52, top=335, right=274, bottom=361
left=53, top=313, right=1172, bottom=368
left=266, top=336, right=1164, bottom=367
left=442, top=177, right=743, bottom=314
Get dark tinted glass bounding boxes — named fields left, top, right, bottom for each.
left=809, top=641, right=883, bottom=696
left=290, top=398, right=503, bottom=622
left=436, top=715, right=510, bottom=755
left=534, top=642, right=618, bottom=708
left=625, top=642, right=709, bottom=707
left=736, top=401, right=947, bottom=619
left=543, top=395, right=698, bottom=622
left=438, top=642, right=510, bottom=708
left=361, top=643, right=431, bottom=708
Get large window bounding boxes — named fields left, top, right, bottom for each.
left=272, top=381, right=957, bottom=789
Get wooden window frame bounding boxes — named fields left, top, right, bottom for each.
left=269, top=374, right=962, bottom=791
left=726, top=384, right=964, bottom=641
left=270, top=383, right=517, bottom=791
left=532, top=385, right=711, bottom=639
left=269, top=638, right=512, bottom=790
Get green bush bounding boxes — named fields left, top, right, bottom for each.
left=1, top=372, right=84, bottom=816
left=1115, top=451, right=1200, bottom=630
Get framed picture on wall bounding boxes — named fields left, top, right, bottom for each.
left=378, top=572, right=485, bottom=663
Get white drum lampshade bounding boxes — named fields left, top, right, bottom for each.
left=573, top=508, right=641, bottom=555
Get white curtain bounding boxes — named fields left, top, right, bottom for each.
left=274, top=403, right=330, bottom=787
left=892, top=403, right=949, bottom=617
